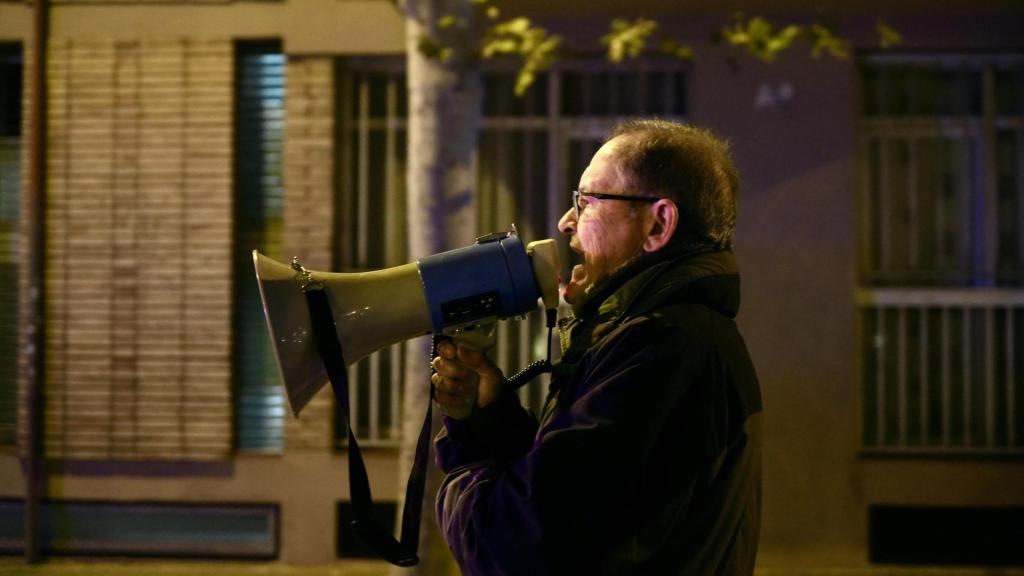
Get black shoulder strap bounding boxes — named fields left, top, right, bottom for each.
left=304, top=287, right=431, bottom=567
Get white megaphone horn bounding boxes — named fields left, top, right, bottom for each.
left=253, top=229, right=561, bottom=416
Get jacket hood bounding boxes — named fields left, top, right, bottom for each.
left=629, top=249, right=741, bottom=320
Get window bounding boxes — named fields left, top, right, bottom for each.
left=233, top=41, right=286, bottom=452
left=335, top=58, right=688, bottom=447
left=859, top=54, right=1024, bottom=454
left=0, top=499, right=278, bottom=558
left=44, top=38, right=234, bottom=461
left=0, top=43, right=22, bottom=447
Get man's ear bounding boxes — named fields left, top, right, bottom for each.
left=643, top=198, right=678, bottom=253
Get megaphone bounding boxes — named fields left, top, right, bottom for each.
left=253, top=229, right=561, bottom=416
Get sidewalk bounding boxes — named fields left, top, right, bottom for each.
left=1, top=558, right=1022, bottom=576
left=0, top=559, right=390, bottom=576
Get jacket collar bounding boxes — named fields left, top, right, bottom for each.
left=558, top=246, right=740, bottom=356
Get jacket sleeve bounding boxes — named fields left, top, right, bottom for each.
left=435, top=390, right=538, bottom=474
left=435, top=317, right=703, bottom=575
left=434, top=390, right=542, bottom=576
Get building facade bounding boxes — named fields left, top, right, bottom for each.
left=1, top=0, right=1023, bottom=567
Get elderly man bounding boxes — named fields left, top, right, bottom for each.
left=432, top=119, right=763, bottom=575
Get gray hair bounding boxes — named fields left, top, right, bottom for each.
left=610, top=119, right=740, bottom=250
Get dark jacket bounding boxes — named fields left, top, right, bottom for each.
left=435, top=248, right=763, bottom=575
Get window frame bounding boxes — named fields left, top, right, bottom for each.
left=857, top=52, right=1024, bottom=456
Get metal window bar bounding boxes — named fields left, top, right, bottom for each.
left=941, top=306, right=951, bottom=446
left=985, top=306, right=995, bottom=446
left=898, top=306, right=908, bottom=446
left=919, top=306, right=928, bottom=444
left=357, top=76, right=370, bottom=267
left=368, top=349, right=381, bottom=441
left=860, top=55, right=1024, bottom=454
left=962, top=304, right=972, bottom=446
left=958, top=138, right=977, bottom=281
left=384, top=74, right=401, bottom=267
left=858, top=139, right=873, bottom=285
left=982, top=65, right=999, bottom=287
left=347, top=363, right=358, bottom=438
left=1009, top=310, right=1017, bottom=447
left=859, top=289, right=1024, bottom=454
left=391, top=341, right=402, bottom=441
left=879, top=140, right=892, bottom=272
left=1019, top=130, right=1024, bottom=277
left=876, top=306, right=886, bottom=445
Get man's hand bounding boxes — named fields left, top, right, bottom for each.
left=431, top=339, right=505, bottom=420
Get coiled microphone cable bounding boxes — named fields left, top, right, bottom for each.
left=505, top=308, right=557, bottom=391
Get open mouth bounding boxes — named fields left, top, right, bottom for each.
left=563, top=263, right=589, bottom=302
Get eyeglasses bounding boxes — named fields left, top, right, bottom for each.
left=572, top=190, right=662, bottom=219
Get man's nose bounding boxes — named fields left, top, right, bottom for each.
left=557, top=207, right=576, bottom=236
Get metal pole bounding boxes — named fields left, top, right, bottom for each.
left=24, top=0, right=49, bottom=563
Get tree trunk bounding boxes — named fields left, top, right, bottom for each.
left=393, top=0, right=480, bottom=574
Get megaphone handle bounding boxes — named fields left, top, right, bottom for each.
left=304, top=287, right=424, bottom=567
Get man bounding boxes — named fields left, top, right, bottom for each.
left=432, top=119, right=762, bottom=575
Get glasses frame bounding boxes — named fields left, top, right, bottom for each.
left=572, top=190, right=662, bottom=219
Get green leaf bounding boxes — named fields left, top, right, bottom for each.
left=748, top=17, right=770, bottom=38
left=437, top=14, right=458, bottom=29
left=506, top=17, right=531, bottom=35
left=660, top=39, right=694, bottom=60
left=809, top=23, right=849, bottom=59
left=601, top=18, right=658, bottom=63
left=514, top=69, right=535, bottom=96
left=779, top=25, right=802, bottom=44
left=877, top=19, right=902, bottom=49
left=482, top=17, right=562, bottom=95
left=720, top=14, right=831, bottom=62
left=417, top=34, right=447, bottom=60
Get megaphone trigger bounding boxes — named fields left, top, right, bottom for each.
left=443, top=320, right=497, bottom=353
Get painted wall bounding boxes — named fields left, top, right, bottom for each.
left=699, top=49, right=865, bottom=561
left=1, top=1, right=405, bottom=52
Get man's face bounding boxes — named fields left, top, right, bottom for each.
left=558, top=137, right=651, bottom=305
